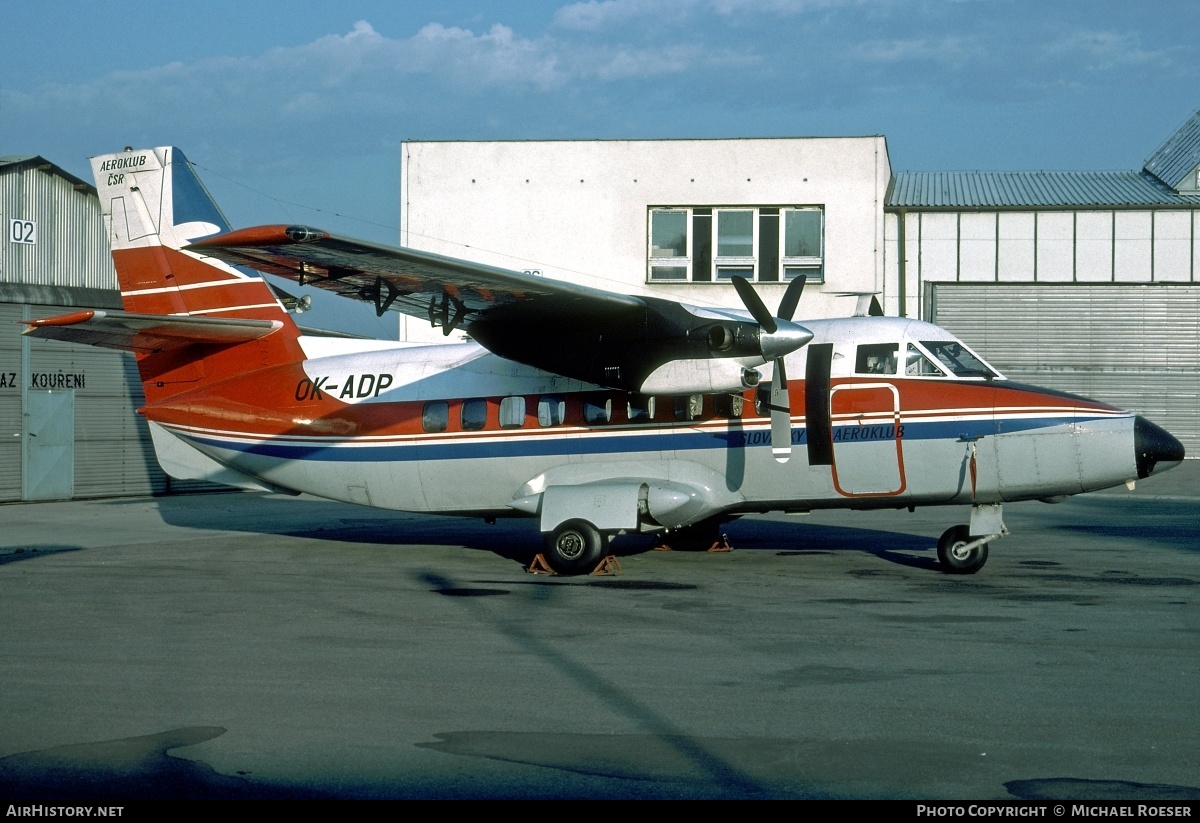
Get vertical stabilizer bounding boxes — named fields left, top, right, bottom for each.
left=89, top=147, right=303, bottom=400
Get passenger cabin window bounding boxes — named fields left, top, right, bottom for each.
left=921, top=341, right=997, bottom=379
left=584, top=396, right=612, bottom=425
left=628, top=396, right=656, bottom=422
left=499, top=396, right=526, bottom=429
left=906, top=344, right=946, bottom=377
left=538, top=396, right=566, bottom=427
left=422, top=401, right=449, bottom=433
left=674, top=394, right=704, bottom=421
left=713, top=394, right=744, bottom=418
left=461, top=398, right=487, bottom=431
left=855, top=343, right=899, bottom=375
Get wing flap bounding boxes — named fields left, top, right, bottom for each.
left=22, top=310, right=283, bottom=353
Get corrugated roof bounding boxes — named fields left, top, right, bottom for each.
left=0, top=154, right=93, bottom=191
left=1142, top=110, right=1200, bottom=190
left=886, top=170, right=1200, bottom=209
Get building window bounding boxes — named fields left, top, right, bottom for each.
left=715, top=209, right=755, bottom=279
left=648, top=206, right=824, bottom=283
left=649, top=209, right=689, bottom=281
left=782, top=207, right=824, bottom=283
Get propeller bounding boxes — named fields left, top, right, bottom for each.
left=731, top=275, right=811, bottom=463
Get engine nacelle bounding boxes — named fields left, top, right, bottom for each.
left=637, top=358, right=763, bottom=395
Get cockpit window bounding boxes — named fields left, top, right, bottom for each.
left=906, top=344, right=946, bottom=377
left=920, top=340, right=997, bottom=379
left=855, top=343, right=898, bottom=375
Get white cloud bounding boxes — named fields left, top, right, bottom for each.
left=554, top=0, right=854, bottom=31
left=554, top=0, right=699, bottom=32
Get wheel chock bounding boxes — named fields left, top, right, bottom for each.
left=708, top=534, right=733, bottom=553
left=590, top=555, right=622, bottom=576
left=652, top=535, right=733, bottom=553
left=526, top=553, right=557, bottom=575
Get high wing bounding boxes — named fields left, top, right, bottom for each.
left=22, top=310, right=283, bottom=353
left=191, top=225, right=643, bottom=326
left=186, top=225, right=812, bottom=396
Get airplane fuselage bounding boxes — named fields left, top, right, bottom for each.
left=143, top=316, right=1163, bottom=528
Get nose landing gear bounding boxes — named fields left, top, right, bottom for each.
left=937, top=525, right=989, bottom=574
left=937, top=504, right=1008, bottom=574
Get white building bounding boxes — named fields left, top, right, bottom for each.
left=399, top=136, right=892, bottom=341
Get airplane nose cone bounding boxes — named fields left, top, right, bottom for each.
left=1134, top=415, right=1185, bottom=479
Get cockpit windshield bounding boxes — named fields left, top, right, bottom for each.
left=919, top=340, right=998, bottom=379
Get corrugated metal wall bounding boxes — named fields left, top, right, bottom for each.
left=930, top=283, right=1200, bottom=457
left=25, top=305, right=165, bottom=498
left=0, top=301, right=172, bottom=502
left=0, top=303, right=22, bottom=500
left=1, top=164, right=114, bottom=290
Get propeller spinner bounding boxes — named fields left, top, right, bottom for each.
left=731, top=275, right=811, bottom=462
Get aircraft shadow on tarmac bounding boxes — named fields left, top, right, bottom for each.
left=0, top=545, right=83, bottom=566
left=132, top=491, right=940, bottom=573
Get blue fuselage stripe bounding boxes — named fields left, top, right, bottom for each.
left=177, top=414, right=1094, bottom=463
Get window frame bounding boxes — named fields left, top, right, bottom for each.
left=648, top=208, right=691, bottom=282
left=780, top=206, right=825, bottom=284
left=648, top=205, right=825, bottom=284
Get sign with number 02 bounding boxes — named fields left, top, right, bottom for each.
left=10, top=219, right=37, bottom=244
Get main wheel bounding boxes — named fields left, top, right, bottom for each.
left=937, top=525, right=989, bottom=574
left=543, top=520, right=605, bottom=575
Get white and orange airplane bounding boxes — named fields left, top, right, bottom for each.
left=25, top=147, right=1185, bottom=575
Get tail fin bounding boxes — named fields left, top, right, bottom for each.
left=89, top=147, right=303, bottom=401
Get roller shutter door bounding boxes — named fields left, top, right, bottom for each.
left=930, top=283, right=1199, bottom=457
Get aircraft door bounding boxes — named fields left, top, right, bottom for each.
left=829, top=383, right=905, bottom=496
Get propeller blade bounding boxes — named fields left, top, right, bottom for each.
left=777, top=274, right=806, bottom=322
left=769, top=358, right=792, bottom=463
left=731, top=275, right=777, bottom=334
left=731, top=274, right=802, bottom=462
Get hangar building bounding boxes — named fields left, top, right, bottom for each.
left=887, top=111, right=1200, bottom=460
left=0, top=155, right=190, bottom=502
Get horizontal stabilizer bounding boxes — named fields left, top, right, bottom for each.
left=22, top=310, right=283, bottom=353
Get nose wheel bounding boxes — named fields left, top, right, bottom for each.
left=937, top=525, right=989, bottom=574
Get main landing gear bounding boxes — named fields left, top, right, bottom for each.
left=530, top=520, right=621, bottom=576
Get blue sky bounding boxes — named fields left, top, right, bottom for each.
left=3, top=0, right=1198, bottom=335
